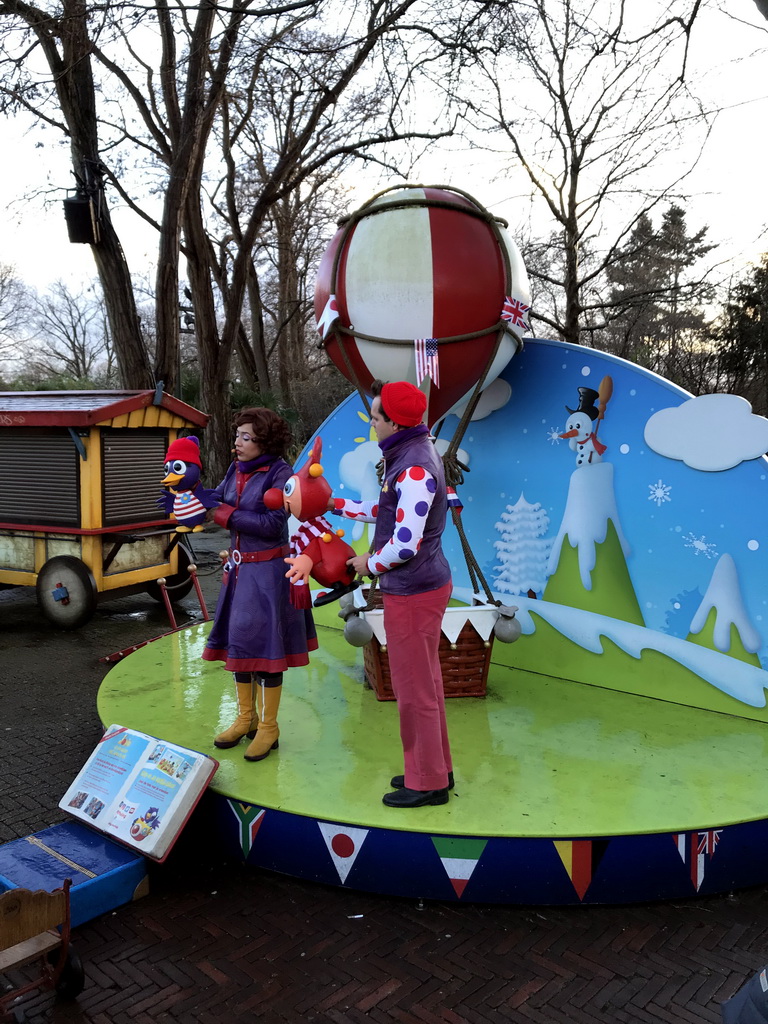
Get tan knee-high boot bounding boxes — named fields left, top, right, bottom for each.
left=214, top=678, right=257, bottom=749
left=244, top=682, right=281, bottom=762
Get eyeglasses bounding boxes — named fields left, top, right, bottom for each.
left=234, top=432, right=253, bottom=442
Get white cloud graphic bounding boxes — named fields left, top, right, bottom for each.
left=433, top=438, right=470, bottom=468
left=644, top=394, right=768, bottom=471
left=447, top=377, right=512, bottom=423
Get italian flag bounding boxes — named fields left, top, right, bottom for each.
left=432, top=837, right=488, bottom=898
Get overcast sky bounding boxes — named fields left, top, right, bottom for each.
left=0, top=1, right=765, bottom=296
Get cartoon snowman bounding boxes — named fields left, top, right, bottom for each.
left=560, top=384, right=611, bottom=467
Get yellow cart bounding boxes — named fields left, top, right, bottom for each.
left=0, top=388, right=209, bottom=628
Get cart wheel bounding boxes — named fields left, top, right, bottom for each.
left=35, top=556, right=97, bottom=630
left=48, top=946, right=85, bottom=1000
left=145, top=543, right=194, bottom=603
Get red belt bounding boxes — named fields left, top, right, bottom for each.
left=230, top=544, right=289, bottom=565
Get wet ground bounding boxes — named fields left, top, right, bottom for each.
left=0, top=525, right=765, bottom=1022
left=0, top=528, right=227, bottom=846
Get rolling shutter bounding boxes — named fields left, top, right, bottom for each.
left=102, top=431, right=168, bottom=526
left=0, top=433, right=79, bottom=525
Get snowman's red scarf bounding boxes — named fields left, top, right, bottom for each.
left=587, top=432, right=607, bottom=455
left=288, top=515, right=334, bottom=609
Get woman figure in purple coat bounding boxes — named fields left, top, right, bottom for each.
left=203, top=408, right=317, bottom=762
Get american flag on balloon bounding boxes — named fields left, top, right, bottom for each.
left=415, top=337, right=440, bottom=388
left=501, top=295, right=531, bottom=333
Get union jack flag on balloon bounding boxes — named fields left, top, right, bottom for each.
left=314, top=185, right=531, bottom=426
left=501, top=295, right=531, bottom=333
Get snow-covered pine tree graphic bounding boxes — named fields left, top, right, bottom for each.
left=686, top=553, right=763, bottom=668
left=493, top=493, right=552, bottom=598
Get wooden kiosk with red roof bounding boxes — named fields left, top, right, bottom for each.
left=0, top=387, right=208, bottom=628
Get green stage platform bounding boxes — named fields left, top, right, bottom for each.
left=98, top=608, right=768, bottom=852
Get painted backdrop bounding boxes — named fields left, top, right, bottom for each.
left=299, top=338, right=768, bottom=722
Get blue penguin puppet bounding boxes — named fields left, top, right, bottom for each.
left=158, top=435, right=218, bottom=532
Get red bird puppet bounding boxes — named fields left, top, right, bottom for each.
left=263, top=437, right=358, bottom=609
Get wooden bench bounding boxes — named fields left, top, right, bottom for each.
left=0, top=879, right=84, bottom=1022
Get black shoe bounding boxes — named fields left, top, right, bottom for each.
left=382, top=786, right=449, bottom=807
left=390, top=771, right=454, bottom=790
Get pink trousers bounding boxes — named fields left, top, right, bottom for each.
left=383, top=580, right=453, bottom=791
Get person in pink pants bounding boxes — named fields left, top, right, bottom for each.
left=331, top=380, right=454, bottom=808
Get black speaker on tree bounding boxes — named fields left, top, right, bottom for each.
left=63, top=193, right=100, bottom=244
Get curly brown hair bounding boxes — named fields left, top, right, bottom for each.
left=369, top=379, right=392, bottom=422
left=233, top=408, right=293, bottom=458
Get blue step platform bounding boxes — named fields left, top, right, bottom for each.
left=0, top=821, right=148, bottom=928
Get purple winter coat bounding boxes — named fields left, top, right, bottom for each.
left=202, top=455, right=317, bottom=673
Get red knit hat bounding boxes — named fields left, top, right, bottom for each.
left=165, top=435, right=201, bottom=466
left=381, top=382, right=427, bottom=427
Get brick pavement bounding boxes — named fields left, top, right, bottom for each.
left=1, top=528, right=764, bottom=1022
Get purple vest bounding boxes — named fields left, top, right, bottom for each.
left=374, top=426, right=451, bottom=596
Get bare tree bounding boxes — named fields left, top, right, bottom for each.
left=0, top=262, right=31, bottom=365
left=456, top=0, right=708, bottom=345
left=27, top=280, right=110, bottom=381
left=0, top=1, right=461, bottom=476
left=190, top=8, right=458, bottom=476
left=0, top=0, right=154, bottom=388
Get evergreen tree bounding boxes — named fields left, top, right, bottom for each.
left=654, top=205, right=714, bottom=382
left=713, top=255, right=768, bottom=416
left=602, top=214, right=662, bottom=367
left=493, top=494, right=551, bottom=598
left=601, top=205, right=714, bottom=391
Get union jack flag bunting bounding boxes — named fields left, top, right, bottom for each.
left=501, top=295, right=531, bottom=333
left=316, top=294, right=340, bottom=340
left=415, top=337, right=440, bottom=387
left=673, top=829, right=722, bottom=891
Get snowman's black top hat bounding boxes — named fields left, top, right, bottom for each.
left=566, top=387, right=600, bottom=421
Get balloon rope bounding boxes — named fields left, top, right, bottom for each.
left=440, top=324, right=511, bottom=608
left=435, top=181, right=518, bottom=606
left=325, top=209, right=373, bottom=416
left=451, top=506, right=496, bottom=605
left=338, top=183, right=511, bottom=230
left=340, top=197, right=506, bottom=229
left=330, top=322, right=519, bottom=347
left=335, top=333, right=371, bottom=416
left=320, top=183, right=525, bottom=609
left=443, top=326, right=507, bottom=477
left=363, top=573, right=379, bottom=612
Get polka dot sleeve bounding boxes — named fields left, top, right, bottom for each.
left=331, top=497, right=378, bottom=523
left=367, top=467, right=436, bottom=575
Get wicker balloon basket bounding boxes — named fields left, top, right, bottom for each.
left=359, top=594, right=497, bottom=701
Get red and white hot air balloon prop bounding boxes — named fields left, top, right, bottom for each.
left=314, top=185, right=531, bottom=426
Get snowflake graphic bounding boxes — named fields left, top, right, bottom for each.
left=546, top=427, right=562, bottom=445
left=648, top=479, right=672, bottom=506
left=683, top=533, right=717, bottom=558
